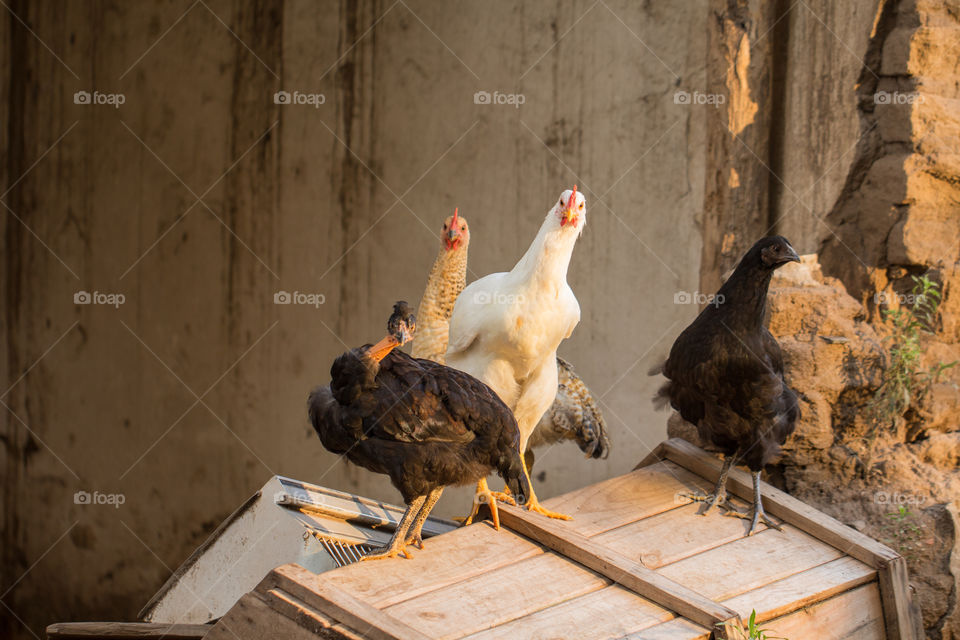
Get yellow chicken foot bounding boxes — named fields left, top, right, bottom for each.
left=462, top=478, right=516, bottom=529
left=519, top=460, right=571, bottom=520
left=362, top=495, right=423, bottom=561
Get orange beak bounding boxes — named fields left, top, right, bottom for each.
left=444, top=207, right=462, bottom=251
left=367, top=334, right=400, bottom=363
left=561, top=185, right=578, bottom=228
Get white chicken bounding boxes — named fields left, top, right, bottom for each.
left=445, top=187, right=585, bottom=520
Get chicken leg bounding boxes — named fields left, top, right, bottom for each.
left=683, top=455, right=735, bottom=516
left=462, top=477, right=516, bottom=529
left=361, top=494, right=425, bottom=561
left=722, top=470, right=783, bottom=536
left=516, top=457, right=571, bottom=520
left=404, top=486, right=444, bottom=549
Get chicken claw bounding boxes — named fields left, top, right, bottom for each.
left=524, top=493, right=572, bottom=521
left=462, top=478, right=517, bottom=529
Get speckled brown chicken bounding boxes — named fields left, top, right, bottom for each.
left=412, top=209, right=609, bottom=470
left=410, top=208, right=470, bottom=364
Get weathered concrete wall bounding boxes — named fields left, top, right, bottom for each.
left=1, top=1, right=709, bottom=636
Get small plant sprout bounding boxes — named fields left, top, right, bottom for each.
left=717, top=610, right=787, bottom=640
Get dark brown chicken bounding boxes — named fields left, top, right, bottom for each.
left=309, top=302, right=530, bottom=560
left=654, top=236, right=800, bottom=536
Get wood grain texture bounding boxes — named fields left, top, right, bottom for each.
left=723, top=556, right=876, bottom=621
left=383, top=553, right=608, bottom=640
left=259, top=564, right=430, bottom=640
left=593, top=499, right=763, bottom=568
left=657, top=525, right=843, bottom=601
left=462, top=585, right=674, bottom=640
left=45, top=622, right=212, bottom=639
left=657, top=438, right=901, bottom=567
left=758, top=583, right=886, bottom=640
left=541, top=460, right=712, bottom=537
left=320, top=522, right=543, bottom=608
left=498, top=504, right=740, bottom=632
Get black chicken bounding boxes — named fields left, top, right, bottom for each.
left=654, top=236, right=800, bottom=536
left=309, top=301, right=530, bottom=560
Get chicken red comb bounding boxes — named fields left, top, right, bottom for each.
left=567, top=185, right=578, bottom=210
left=452, top=207, right=459, bottom=226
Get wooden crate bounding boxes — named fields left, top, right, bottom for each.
left=198, top=439, right=920, bottom=640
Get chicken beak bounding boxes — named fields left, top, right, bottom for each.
left=561, top=186, right=578, bottom=228
left=786, top=245, right=801, bottom=263
left=444, top=207, right=461, bottom=250
left=367, top=334, right=400, bottom=363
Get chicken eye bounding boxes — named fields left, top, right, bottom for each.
left=579, top=203, right=584, bottom=210
left=460, top=224, right=466, bottom=230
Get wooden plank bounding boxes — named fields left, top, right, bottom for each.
left=723, top=556, right=876, bottom=622
left=259, top=587, right=367, bottom=640
left=593, top=500, right=765, bottom=568
left=759, top=583, right=886, bottom=640
left=657, top=525, right=843, bottom=601
left=45, top=623, right=212, bottom=639
left=462, top=584, right=675, bottom=640
left=205, top=593, right=341, bottom=640
left=259, top=564, right=431, bottom=640
left=634, top=440, right=668, bottom=470
left=878, top=555, right=921, bottom=640
left=657, top=439, right=902, bottom=568
left=497, top=504, right=740, bottom=632
left=541, top=460, right=715, bottom=537
left=320, top=522, right=543, bottom=608
left=623, top=617, right=711, bottom=640
left=383, top=553, right=608, bottom=639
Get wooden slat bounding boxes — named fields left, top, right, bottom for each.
left=656, top=438, right=919, bottom=638
left=45, top=623, right=211, bottom=639
left=623, top=617, right=711, bottom=640
left=878, top=555, right=921, bottom=640
left=258, top=564, right=431, bottom=640
left=759, top=583, right=886, bottom=639
left=593, top=500, right=765, bottom=568
left=657, top=439, right=901, bottom=567
left=462, top=585, right=674, bottom=640
left=541, top=460, right=715, bottom=537
left=658, top=525, right=842, bottom=601
left=384, top=553, right=608, bottom=640
left=204, top=593, right=337, bottom=640
left=723, top=556, right=876, bottom=622
left=319, top=522, right=543, bottom=608
left=497, top=503, right=740, bottom=633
